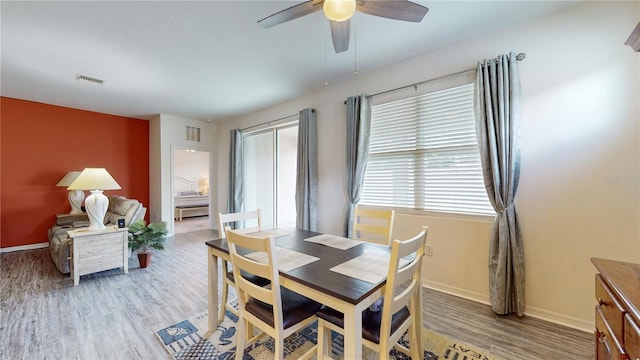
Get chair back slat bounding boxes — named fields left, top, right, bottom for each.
left=234, top=272, right=273, bottom=305
left=388, top=277, right=419, bottom=315
left=353, top=207, right=395, bottom=245
left=231, top=251, right=273, bottom=280
left=225, top=226, right=270, bottom=252
left=218, top=209, right=262, bottom=237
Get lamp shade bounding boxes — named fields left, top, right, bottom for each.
left=56, top=171, right=82, bottom=187
left=199, top=177, right=209, bottom=193
left=67, top=168, right=122, bottom=191
left=323, top=0, right=356, bottom=22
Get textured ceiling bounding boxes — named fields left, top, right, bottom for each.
left=1, top=1, right=578, bottom=122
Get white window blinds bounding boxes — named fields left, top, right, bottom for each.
left=361, top=83, right=495, bottom=216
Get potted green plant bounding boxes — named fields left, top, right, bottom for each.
left=128, top=220, right=168, bottom=268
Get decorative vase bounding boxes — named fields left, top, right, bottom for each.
left=138, top=252, right=151, bottom=268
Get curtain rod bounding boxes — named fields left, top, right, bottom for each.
left=241, top=108, right=316, bottom=132
left=367, top=52, right=526, bottom=99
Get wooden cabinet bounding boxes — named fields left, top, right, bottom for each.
left=67, top=226, right=129, bottom=286
left=592, top=258, right=640, bottom=360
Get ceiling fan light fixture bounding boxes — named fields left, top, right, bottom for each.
left=323, top=0, right=356, bottom=22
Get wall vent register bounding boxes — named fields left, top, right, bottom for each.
left=186, top=126, right=201, bottom=142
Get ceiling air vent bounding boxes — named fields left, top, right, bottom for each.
left=75, top=74, right=104, bottom=85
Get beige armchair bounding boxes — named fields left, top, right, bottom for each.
left=48, top=195, right=146, bottom=274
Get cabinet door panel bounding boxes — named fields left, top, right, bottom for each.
left=596, top=274, right=627, bottom=342
left=626, top=315, right=640, bottom=360
left=596, top=306, right=628, bottom=360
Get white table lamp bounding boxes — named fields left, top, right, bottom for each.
left=67, top=168, right=122, bottom=231
left=56, top=171, right=85, bottom=214
left=199, top=177, right=209, bottom=194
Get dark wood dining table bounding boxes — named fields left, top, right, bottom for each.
left=205, top=228, right=424, bottom=359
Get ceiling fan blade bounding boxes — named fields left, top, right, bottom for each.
left=258, top=0, right=324, bottom=28
left=330, top=20, right=350, bottom=53
left=357, top=0, right=429, bottom=22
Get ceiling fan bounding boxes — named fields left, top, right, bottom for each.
left=258, top=0, right=429, bottom=53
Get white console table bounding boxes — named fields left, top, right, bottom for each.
left=67, top=226, right=129, bottom=286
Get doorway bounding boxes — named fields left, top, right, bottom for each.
left=243, top=124, right=298, bottom=229
left=172, top=148, right=211, bottom=234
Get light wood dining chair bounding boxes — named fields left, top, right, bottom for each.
left=316, top=226, right=429, bottom=360
left=353, top=206, right=395, bottom=246
left=218, top=209, right=263, bottom=236
left=226, top=228, right=321, bottom=360
left=217, top=210, right=269, bottom=323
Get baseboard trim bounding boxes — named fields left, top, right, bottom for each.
left=524, top=305, right=593, bottom=333
left=0, top=242, right=49, bottom=254
left=422, top=279, right=593, bottom=333
left=422, top=279, right=491, bottom=305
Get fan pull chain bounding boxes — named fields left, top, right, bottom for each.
left=324, top=25, right=329, bottom=86
left=353, top=16, right=358, bottom=77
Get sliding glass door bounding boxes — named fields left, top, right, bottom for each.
left=243, top=124, right=298, bottom=229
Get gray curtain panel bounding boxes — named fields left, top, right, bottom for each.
left=475, top=52, right=525, bottom=316
left=295, top=108, right=318, bottom=231
left=343, top=95, right=371, bottom=237
left=226, top=129, right=244, bottom=225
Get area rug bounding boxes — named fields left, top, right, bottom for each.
left=154, top=302, right=500, bottom=360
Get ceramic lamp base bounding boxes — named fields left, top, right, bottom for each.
left=85, top=190, right=108, bottom=231
left=68, top=190, right=85, bottom=215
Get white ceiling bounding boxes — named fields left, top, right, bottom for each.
left=1, top=1, right=578, bottom=122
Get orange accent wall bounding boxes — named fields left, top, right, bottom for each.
left=0, top=97, right=149, bottom=249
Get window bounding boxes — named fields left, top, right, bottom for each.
left=361, top=82, right=494, bottom=216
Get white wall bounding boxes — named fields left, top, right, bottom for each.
left=149, top=114, right=217, bottom=235
left=214, top=1, right=640, bottom=331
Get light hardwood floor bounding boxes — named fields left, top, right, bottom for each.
left=174, top=216, right=210, bottom=234
left=0, top=229, right=593, bottom=359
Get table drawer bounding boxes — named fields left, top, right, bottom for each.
left=626, top=314, right=640, bottom=360
left=78, top=233, right=125, bottom=257
left=596, top=306, right=627, bottom=360
left=596, top=274, right=627, bottom=343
